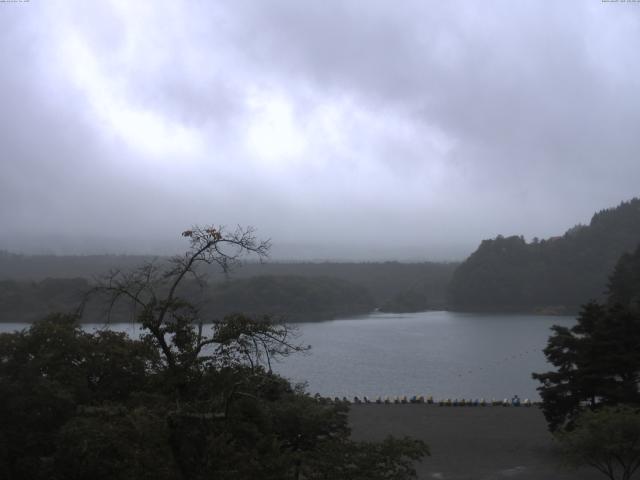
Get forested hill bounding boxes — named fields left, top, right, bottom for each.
left=449, top=198, right=640, bottom=313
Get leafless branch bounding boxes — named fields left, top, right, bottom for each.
left=80, top=225, right=274, bottom=376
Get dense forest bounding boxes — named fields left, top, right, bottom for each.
left=449, top=198, right=640, bottom=313
left=0, top=260, right=457, bottom=322
left=0, top=278, right=88, bottom=323
left=0, top=276, right=374, bottom=323
left=206, top=275, right=374, bottom=321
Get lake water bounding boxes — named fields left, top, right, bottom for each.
left=0, top=311, right=575, bottom=400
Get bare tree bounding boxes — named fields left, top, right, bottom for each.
left=82, top=225, right=305, bottom=376
left=213, top=313, right=308, bottom=373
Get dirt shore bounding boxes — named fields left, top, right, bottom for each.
left=349, top=404, right=602, bottom=480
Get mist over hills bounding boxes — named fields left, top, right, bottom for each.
left=2, top=197, right=639, bottom=321
left=0, top=233, right=468, bottom=263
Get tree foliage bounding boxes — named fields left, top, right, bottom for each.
left=533, top=245, right=640, bottom=431
left=0, top=225, right=428, bottom=479
left=556, top=406, right=640, bottom=480
left=608, top=244, right=640, bottom=312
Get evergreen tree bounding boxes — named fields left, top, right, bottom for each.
left=608, top=244, right=640, bottom=311
left=533, top=244, right=640, bottom=431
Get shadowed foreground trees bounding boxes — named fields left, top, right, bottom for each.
left=532, top=302, right=640, bottom=431
left=0, top=226, right=428, bottom=479
left=534, top=245, right=640, bottom=479
left=556, top=406, right=640, bottom=480
left=533, top=244, right=640, bottom=432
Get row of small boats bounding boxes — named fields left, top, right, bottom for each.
left=313, top=394, right=536, bottom=406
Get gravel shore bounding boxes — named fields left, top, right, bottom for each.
left=349, top=404, right=602, bottom=480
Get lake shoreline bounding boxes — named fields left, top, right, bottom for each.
left=0, top=306, right=580, bottom=325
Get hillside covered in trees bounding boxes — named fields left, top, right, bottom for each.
left=449, top=198, right=640, bottom=313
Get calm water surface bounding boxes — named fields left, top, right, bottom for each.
left=276, top=311, right=574, bottom=400
left=0, top=311, right=575, bottom=400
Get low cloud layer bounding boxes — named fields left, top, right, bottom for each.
left=1, top=1, right=639, bottom=260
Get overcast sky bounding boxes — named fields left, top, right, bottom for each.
left=1, top=0, right=638, bottom=260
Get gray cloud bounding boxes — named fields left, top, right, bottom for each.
left=1, top=0, right=639, bottom=260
